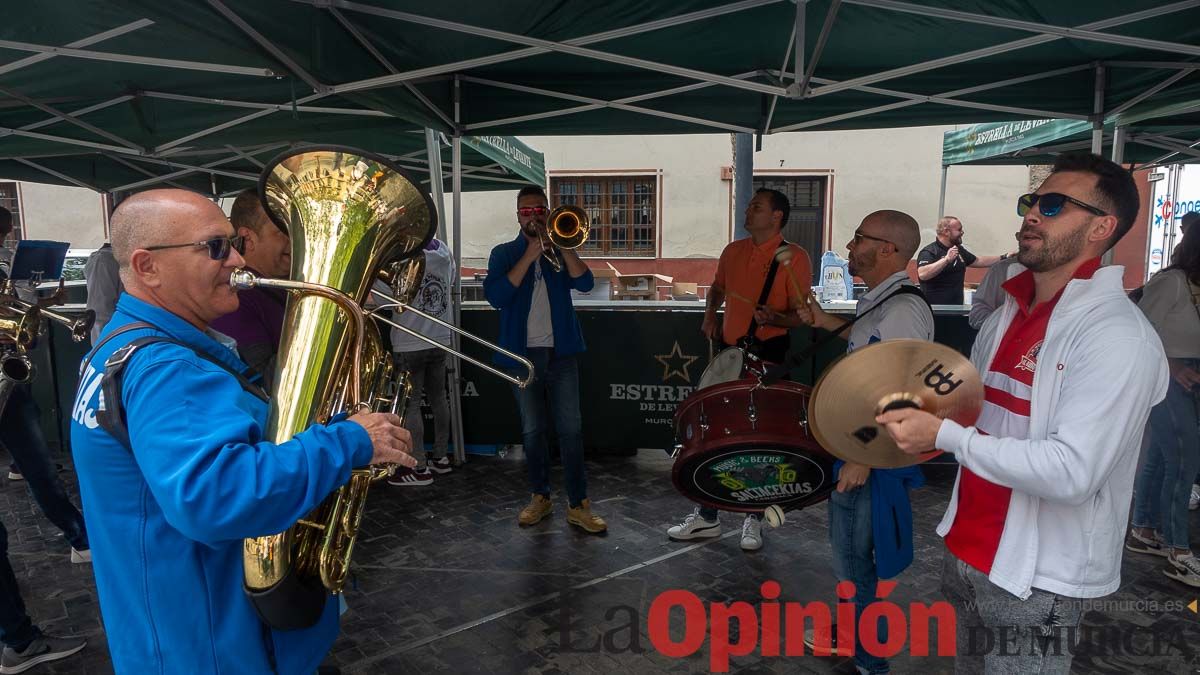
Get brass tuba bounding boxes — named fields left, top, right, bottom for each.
left=238, top=146, right=534, bottom=630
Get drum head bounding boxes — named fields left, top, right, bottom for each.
left=697, top=347, right=745, bottom=390
left=672, top=444, right=835, bottom=513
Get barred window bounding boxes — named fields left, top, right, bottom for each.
left=0, top=182, right=21, bottom=242
left=550, top=175, right=657, bottom=256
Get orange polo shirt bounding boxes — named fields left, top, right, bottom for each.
left=713, top=233, right=812, bottom=346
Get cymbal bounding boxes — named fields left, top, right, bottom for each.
left=807, top=339, right=983, bottom=468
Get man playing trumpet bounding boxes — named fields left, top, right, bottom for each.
left=667, top=188, right=812, bottom=551
left=484, top=186, right=606, bottom=533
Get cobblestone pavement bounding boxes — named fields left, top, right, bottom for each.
left=3, top=449, right=1198, bottom=674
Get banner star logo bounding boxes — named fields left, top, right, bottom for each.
left=655, top=341, right=699, bottom=384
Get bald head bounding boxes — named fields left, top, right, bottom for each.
left=110, top=189, right=227, bottom=283
left=862, top=209, right=921, bottom=261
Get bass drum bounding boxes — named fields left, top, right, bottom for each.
left=671, top=379, right=835, bottom=513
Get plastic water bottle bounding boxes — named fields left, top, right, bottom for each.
left=819, top=251, right=852, bottom=302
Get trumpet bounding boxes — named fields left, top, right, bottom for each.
left=538, top=204, right=590, bottom=272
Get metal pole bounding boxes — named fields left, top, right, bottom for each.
left=733, top=133, right=754, bottom=239
left=1111, top=125, right=1126, bottom=164
left=425, top=128, right=448, bottom=242
left=1102, top=125, right=1128, bottom=266
left=449, top=76, right=467, bottom=466
left=938, top=165, right=949, bottom=218
left=1091, top=64, right=1105, bottom=154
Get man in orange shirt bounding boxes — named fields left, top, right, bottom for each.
left=667, top=188, right=812, bottom=551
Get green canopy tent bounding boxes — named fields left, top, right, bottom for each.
left=0, top=130, right=544, bottom=195
left=6, top=0, right=1200, bottom=462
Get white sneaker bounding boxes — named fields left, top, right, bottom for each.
left=1190, top=484, right=1200, bottom=511
left=740, top=515, right=763, bottom=551
left=70, top=548, right=91, bottom=564
left=666, top=508, right=721, bottom=540
left=1165, top=551, right=1200, bottom=588
left=426, top=457, right=453, bottom=475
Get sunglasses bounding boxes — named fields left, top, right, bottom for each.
left=517, top=206, right=549, bottom=217
left=852, top=230, right=896, bottom=247
left=144, top=235, right=245, bottom=261
left=1017, top=192, right=1108, bottom=218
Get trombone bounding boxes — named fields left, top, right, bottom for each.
left=538, top=204, right=590, bottom=273
left=369, top=260, right=535, bottom=388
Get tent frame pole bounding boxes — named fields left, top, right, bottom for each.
left=0, top=95, right=134, bottom=140
left=314, top=0, right=783, bottom=96
left=938, top=166, right=949, bottom=219
left=1107, top=70, right=1193, bottom=117
left=325, top=6, right=455, bottom=129
left=0, top=20, right=152, bottom=78
left=774, top=64, right=1091, bottom=132
left=205, top=0, right=325, bottom=91
left=843, top=0, right=1200, bottom=57
left=1092, top=65, right=1106, bottom=154
left=13, top=159, right=99, bottom=191
left=459, top=76, right=755, bottom=133
left=449, top=77, right=467, bottom=466
left=806, top=3, right=1193, bottom=98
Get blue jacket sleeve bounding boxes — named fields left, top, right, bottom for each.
left=122, top=353, right=375, bottom=546
left=483, top=245, right=519, bottom=309
left=570, top=267, right=594, bottom=293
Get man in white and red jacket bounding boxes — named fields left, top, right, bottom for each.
left=878, top=152, right=1169, bottom=675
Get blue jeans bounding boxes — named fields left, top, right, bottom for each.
left=1132, top=371, right=1200, bottom=549
left=828, top=478, right=888, bottom=674
left=510, top=349, right=588, bottom=507
left=0, top=384, right=87, bottom=552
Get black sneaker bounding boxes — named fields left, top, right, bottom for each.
left=1126, top=529, right=1168, bottom=557
left=426, top=457, right=453, bottom=475
left=387, top=466, right=433, bottom=487
left=0, top=634, right=86, bottom=674
left=6, top=465, right=20, bottom=481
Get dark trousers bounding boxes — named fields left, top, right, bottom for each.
left=0, top=384, right=88, bottom=551
left=0, top=519, right=36, bottom=649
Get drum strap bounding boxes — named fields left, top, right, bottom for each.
left=741, top=240, right=791, bottom=345
left=761, top=285, right=929, bottom=383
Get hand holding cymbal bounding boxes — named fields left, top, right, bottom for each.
left=807, top=339, right=983, bottom=468
left=875, top=408, right=945, bottom=455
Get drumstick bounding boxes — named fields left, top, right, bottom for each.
left=774, top=247, right=813, bottom=306
left=725, top=289, right=757, bottom=307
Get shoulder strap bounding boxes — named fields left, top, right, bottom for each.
left=761, top=283, right=928, bottom=383
left=90, top=328, right=268, bottom=450
left=742, top=241, right=790, bottom=342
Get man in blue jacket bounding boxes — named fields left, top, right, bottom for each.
left=796, top=210, right=934, bottom=674
left=69, top=189, right=415, bottom=674
left=484, top=186, right=606, bottom=533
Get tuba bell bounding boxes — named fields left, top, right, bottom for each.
left=238, top=146, right=534, bottom=630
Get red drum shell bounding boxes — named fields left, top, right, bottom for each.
left=672, top=378, right=836, bottom=513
